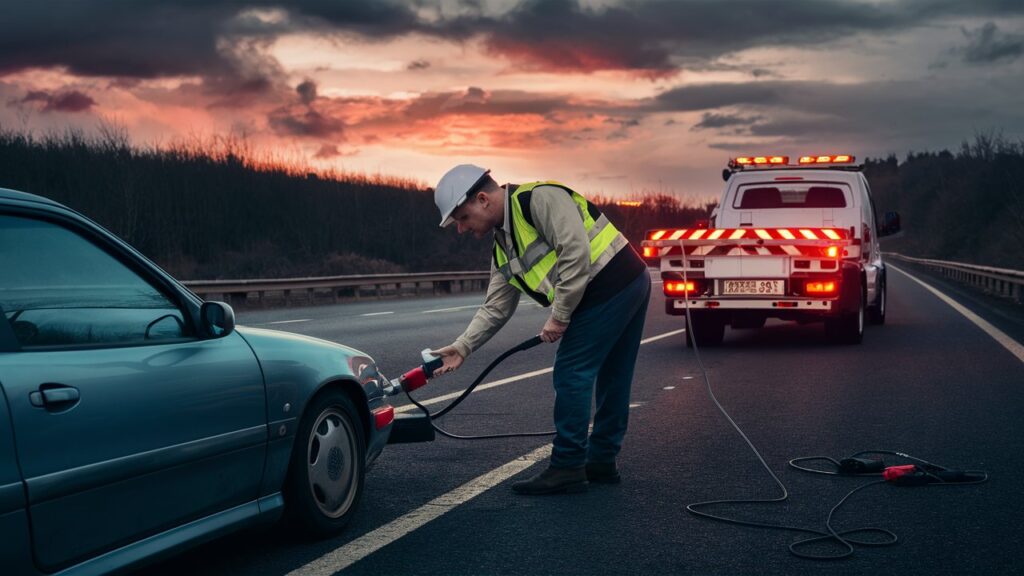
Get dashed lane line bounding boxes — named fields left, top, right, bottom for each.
left=640, top=328, right=685, bottom=344
left=891, top=264, right=1024, bottom=364
left=267, top=319, right=311, bottom=325
left=421, top=304, right=481, bottom=314
left=360, top=311, right=394, bottom=317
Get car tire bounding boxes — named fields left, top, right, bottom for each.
left=685, top=311, right=725, bottom=347
left=825, top=286, right=864, bottom=344
left=868, top=275, right=886, bottom=325
left=284, top=389, right=365, bottom=538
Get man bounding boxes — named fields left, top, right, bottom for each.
left=430, top=164, right=650, bottom=495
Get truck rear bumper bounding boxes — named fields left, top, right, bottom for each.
left=667, top=298, right=834, bottom=311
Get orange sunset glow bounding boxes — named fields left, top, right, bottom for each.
left=2, top=1, right=1023, bottom=198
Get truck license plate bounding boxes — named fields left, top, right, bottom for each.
left=722, top=280, right=784, bottom=295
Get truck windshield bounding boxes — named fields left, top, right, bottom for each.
left=733, top=184, right=849, bottom=209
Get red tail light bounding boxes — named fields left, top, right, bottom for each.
left=372, top=405, right=395, bottom=430
left=664, top=281, right=699, bottom=296
left=804, top=281, right=837, bottom=294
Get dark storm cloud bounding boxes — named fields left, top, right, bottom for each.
left=269, top=107, right=345, bottom=138
left=401, top=87, right=574, bottom=119
left=297, top=80, right=318, bottom=104
left=4, top=1, right=1024, bottom=84
left=691, top=112, right=763, bottom=131
left=438, top=0, right=1024, bottom=74
left=0, top=1, right=423, bottom=97
left=314, top=144, right=340, bottom=158
left=654, top=82, right=788, bottom=111
left=15, top=89, right=96, bottom=112
left=959, top=22, right=1024, bottom=64
left=652, top=76, right=1024, bottom=148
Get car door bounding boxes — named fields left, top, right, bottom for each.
left=0, top=211, right=267, bottom=572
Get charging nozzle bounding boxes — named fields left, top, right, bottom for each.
left=399, top=366, right=430, bottom=392
left=384, top=349, right=445, bottom=396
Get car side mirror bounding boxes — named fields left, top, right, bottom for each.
left=879, top=211, right=901, bottom=236
left=200, top=301, right=235, bottom=339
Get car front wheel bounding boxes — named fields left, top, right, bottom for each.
left=285, top=389, right=366, bottom=537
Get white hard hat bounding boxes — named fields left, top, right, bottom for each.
left=434, top=164, right=490, bottom=227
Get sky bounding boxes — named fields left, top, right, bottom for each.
left=2, top=0, right=1024, bottom=200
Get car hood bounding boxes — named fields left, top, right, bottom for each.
left=235, top=325, right=371, bottom=359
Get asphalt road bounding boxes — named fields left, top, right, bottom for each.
left=137, top=265, right=1024, bottom=576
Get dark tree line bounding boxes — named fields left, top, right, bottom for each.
left=866, top=133, right=1024, bottom=269
left=0, top=127, right=706, bottom=279
left=4, top=127, right=1015, bottom=278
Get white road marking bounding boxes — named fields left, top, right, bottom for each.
left=305, top=327, right=689, bottom=572
left=286, top=444, right=552, bottom=576
left=891, top=264, right=1024, bottom=364
left=422, top=305, right=480, bottom=314
left=267, top=319, right=310, bottom=325
left=640, top=328, right=686, bottom=344
left=663, top=386, right=676, bottom=390
left=360, top=311, right=394, bottom=317
left=682, top=376, right=694, bottom=380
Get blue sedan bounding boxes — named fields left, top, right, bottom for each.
left=0, top=188, right=428, bottom=575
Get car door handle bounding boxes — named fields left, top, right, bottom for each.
left=29, top=385, right=81, bottom=408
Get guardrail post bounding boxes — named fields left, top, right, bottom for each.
left=283, top=289, right=291, bottom=307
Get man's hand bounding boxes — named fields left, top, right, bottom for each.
left=540, top=315, right=569, bottom=343
left=428, top=345, right=465, bottom=377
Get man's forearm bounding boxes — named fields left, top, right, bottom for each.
left=452, top=269, right=520, bottom=358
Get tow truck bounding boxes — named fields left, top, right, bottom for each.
left=642, top=154, right=900, bottom=346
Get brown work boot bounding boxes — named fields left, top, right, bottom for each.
left=511, top=466, right=588, bottom=495
left=585, top=461, right=621, bottom=484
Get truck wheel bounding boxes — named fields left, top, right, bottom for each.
left=284, top=389, right=366, bottom=537
left=685, top=311, right=725, bottom=347
left=825, top=288, right=864, bottom=344
left=868, top=276, right=886, bottom=325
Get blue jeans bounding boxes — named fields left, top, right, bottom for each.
left=549, top=269, right=651, bottom=468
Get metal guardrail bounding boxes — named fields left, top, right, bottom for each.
left=183, top=271, right=490, bottom=307
left=887, top=253, right=1023, bottom=303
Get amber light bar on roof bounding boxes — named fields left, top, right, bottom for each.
left=733, top=155, right=789, bottom=166
left=798, top=154, right=855, bottom=164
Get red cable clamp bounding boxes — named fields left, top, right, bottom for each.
left=882, top=465, right=918, bottom=482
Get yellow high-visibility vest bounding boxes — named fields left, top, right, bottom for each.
left=493, top=181, right=627, bottom=306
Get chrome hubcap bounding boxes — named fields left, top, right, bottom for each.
left=307, top=407, right=357, bottom=518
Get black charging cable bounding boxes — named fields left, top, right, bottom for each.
left=404, top=335, right=557, bottom=440
left=677, top=243, right=988, bottom=560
